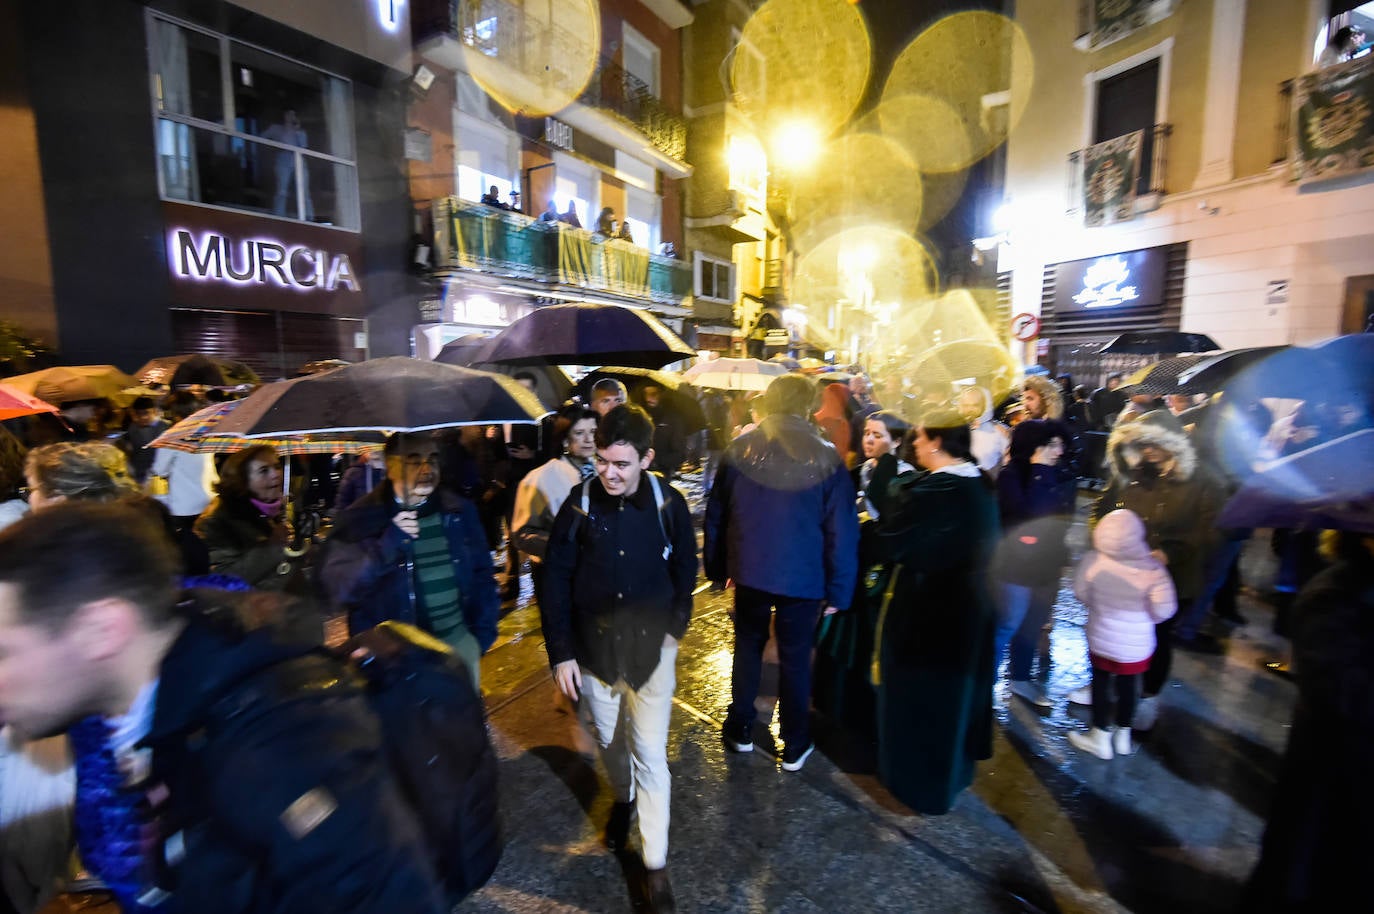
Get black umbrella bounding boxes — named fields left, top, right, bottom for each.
left=474, top=303, right=696, bottom=369
left=1174, top=346, right=1288, bottom=394
left=1100, top=331, right=1221, bottom=355
left=209, top=357, right=545, bottom=437
left=1118, top=355, right=1209, bottom=396
left=1218, top=429, right=1374, bottom=533
left=433, top=342, right=572, bottom=411
left=576, top=367, right=706, bottom=434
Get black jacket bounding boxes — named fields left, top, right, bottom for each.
left=144, top=601, right=447, bottom=914
left=541, top=474, right=697, bottom=689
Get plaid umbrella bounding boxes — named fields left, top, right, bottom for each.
left=1120, top=355, right=1209, bottom=396
left=150, top=401, right=383, bottom=456
left=0, top=382, right=59, bottom=421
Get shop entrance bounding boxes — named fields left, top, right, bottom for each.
left=171, top=308, right=367, bottom=381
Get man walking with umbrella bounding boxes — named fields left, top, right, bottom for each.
left=320, top=432, right=500, bottom=688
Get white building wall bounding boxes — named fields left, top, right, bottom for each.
left=998, top=168, right=1374, bottom=349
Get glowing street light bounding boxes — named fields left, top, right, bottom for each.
left=770, top=120, right=823, bottom=171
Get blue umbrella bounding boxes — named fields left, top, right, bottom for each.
left=1219, top=429, right=1374, bottom=533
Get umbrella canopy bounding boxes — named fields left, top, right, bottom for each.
left=576, top=367, right=705, bottom=434
left=0, top=382, right=59, bottom=420
left=683, top=358, right=788, bottom=392
left=474, top=304, right=695, bottom=369
left=150, top=400, right=383, bottom=456
left=1120, top=355, right=1209, bottom=396
left=433, top=342, right=572, bottom=411
left=296, top=359, right=351, bottom=377
left=1100, top=330, right=1221, bottom=355
left=136, top=354, right=260, bottom=388
left=906, top=340, right=1022, bottom=401
left=768, top=354, right=802, bottom=371
left=208, top=357, right=546, bottom=439
left=1218, top=429, right=1374, bottom=533
left=1175, top=346, right=1289, bottom=394
left=4, top=365, right=140, bottom=407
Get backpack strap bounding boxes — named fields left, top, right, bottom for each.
left=575, top=474, right=673, bottom=559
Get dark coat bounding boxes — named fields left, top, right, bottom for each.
left=319, top=483, right=500, bottom=651
left=333, top=461, right=384, bottom=516
left=993, top=462, right=1076, bottom=586
left=868, top=456, right=1000, bottom=815
left=194, top=496, right=305, bottom=594
left=541, top=474, right=697, bottom=689
left=1244, top=549, right=1374, bottom=912
left=703, top=413, right=859, bottom=608
left=144, top=601, right=447, bottom=914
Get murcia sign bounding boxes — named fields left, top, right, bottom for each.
left=169, top=229, right=361, bottom=294
left=1072, top=255, right=1138, bottom=309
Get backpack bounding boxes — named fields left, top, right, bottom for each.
left=205, top=621, right=502, bottom=907
left=571, top=471, right=675, bottom=561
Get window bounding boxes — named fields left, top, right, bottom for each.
left=455, top=118, right=517, bottom=205
left=624, top=186, right=659, bottom=250
left=1316, top=3, right=1374, bottom=65
left=148, top=13, right=360, bottom=230
left=1092, top=58, right=1161, bottom=197
left=552, top=152, right=595, bottom=227
left=695, top=253, right=735, bottom=303
left=622, top=25, right=660, bottom=98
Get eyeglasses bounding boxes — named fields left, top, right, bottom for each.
left=401, top=455, right=440, bottom=469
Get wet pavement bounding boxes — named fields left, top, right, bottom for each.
left=463, top=471, right=1292, bottom=913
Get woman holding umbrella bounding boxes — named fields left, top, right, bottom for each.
left=195, top=445, right=317, bottom=638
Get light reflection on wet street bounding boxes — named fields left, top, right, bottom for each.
left=472, top=470, right=1293, bottom=913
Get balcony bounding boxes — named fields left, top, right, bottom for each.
left=1066, top=124, right=1172, bottom=221
left=413, top=0, right=689, bottom=175
left=433, top=196, right=690, bottom=307
left=1274, top=79, right=1294, bottom=165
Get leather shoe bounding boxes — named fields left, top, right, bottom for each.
left=644, top=866, right=676, bottom=914
left=603, top=801, right=634, bottom=851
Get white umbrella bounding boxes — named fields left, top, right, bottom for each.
left=683, top=357, right=788, bottom=392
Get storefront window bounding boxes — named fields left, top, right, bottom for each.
left=148, top=13, right=360, bottom=230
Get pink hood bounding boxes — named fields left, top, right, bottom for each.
left=1092, top=509, right=1152, bottom=562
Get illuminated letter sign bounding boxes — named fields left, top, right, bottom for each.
left=170, top=230, right=361, bottom=294
left=377, top=0, right=404, bottom=32
left=1072, top=255, right=1139, bottom=309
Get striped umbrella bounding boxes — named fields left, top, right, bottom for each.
left=150, top=401, right=383, bottom=456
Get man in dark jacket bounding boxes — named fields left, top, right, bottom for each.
left=320, top=431, right=500, bottom=688
left=541, top=405, right=697, bottom=914
left=704, top=373, right=859, bottom=772
left=0, top=502, right=447, bottom=914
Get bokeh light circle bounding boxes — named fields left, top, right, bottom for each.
left=788, top=132, right=922, bottom=254
left=882, top=11, right=1033, bottom=170
left=462, top=0, right=600, bottom=117
left=732, top=0, right=871, bottom=142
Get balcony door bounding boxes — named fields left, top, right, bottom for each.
left=1094, top=59, right=1159, bottom=196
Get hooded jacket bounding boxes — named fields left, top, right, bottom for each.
left=1075, top=509, right=1178, bottom=663
left=1093, top=411, right=1223, bottom=599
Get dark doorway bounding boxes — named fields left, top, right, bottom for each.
left=1341, top=273, right=1374, bottom=333
left=1095, top=59, right=1160, bottom=196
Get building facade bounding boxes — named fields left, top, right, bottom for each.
left=2, top=0, right=420, bottom=378
left=997, top=0, right=1374, bottom=382
left=408, top=0, right=697, bottom=360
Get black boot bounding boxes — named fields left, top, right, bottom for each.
left=603, top=801, right=634, bottom=851
left=644, top=866, right=676, bottom=914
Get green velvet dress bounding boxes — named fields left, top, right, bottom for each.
left=867, top=455, right=1000, bottom=815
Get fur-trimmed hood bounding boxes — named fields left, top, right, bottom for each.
left=1105, top=412, right=1197, bottom=482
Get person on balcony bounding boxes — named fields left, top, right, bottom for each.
left=559, top=201, right=583, bottom=228
left=596, top=207, right=616, bottom=236
left=615, top=220, right=636, bottom=244
left=1319, top=26, right=1366, bottom=67
left=480, top=184, right=509, bottom=210
left=539, top=199, right=559, bottom=223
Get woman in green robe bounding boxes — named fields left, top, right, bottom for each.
left=867, top=408, right=1001, bottom=815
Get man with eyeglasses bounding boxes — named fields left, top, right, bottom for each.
left=319, top=432, right=500, bottom=688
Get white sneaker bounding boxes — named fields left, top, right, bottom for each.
left=1112, top=726, right=1134, bottom=756
left=1067, top=685, right=1093, bottom=706
left=1132, top=696, right=1159, bottom=731
left=1068, top=727, right=1114, bottom=760
left=1009, top=680, right=1051, bottom=708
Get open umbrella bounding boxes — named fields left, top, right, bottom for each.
left=209, top=357, right=545, bottom=439
left=296, top=359, right=351, bottom=377
left=1175, top=346, right=1288, bottom=394
left=768, top=354, right=801, bottom=371
left=136, top=354, right=260, bottom=388
left=475, top=303, right=695, bottom=369
left=0, top=382, right=59, bottom=421
left=150, top=400, right=384, bottom=456
left=1120, top=355, right=1209, bottom=396
left=906, top=340, right=1022, bottom=401
left=683, top=357, right=787, bottom=392
left=433, top=342, right=572, bottom=411
left=1100, top=330, right=1221, bottom=355
left=4, top=365, right=141, bottom=407
left=1218, top=429, right=1374, bottom=533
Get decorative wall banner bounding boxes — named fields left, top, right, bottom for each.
left=1291, top=55, right=1374, bottom=185
left=1082, top=129, right=1143, bottom=227
left=1084, top=0, right=1179, bottom=50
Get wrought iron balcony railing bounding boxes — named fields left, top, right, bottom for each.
left=433, top=197, right=690, bottom=306
left=1066, top=123, right=1172, bottom=218
left=414, top=0, right=687, bottom=163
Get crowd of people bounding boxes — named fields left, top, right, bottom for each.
left=0, top=352, right=1370, bottom=913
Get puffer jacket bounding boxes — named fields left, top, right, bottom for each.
left=704, top=413, right=859, bottom=607
left=1093, top=411, right=1224, bottom=598
left=1075, top=509, right=1178, bottom=663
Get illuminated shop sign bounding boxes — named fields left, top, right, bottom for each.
left=1053, top=247, right=1167, bottom=314
left=377, top=0, right=405, bottom=32
left=169, top=229, right=361, bottom=294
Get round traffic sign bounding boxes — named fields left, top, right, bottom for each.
left=1011, top=312, right=1041, bottom=342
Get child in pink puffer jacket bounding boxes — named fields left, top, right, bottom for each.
left=1068, top=509, right=1178, bottom=759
